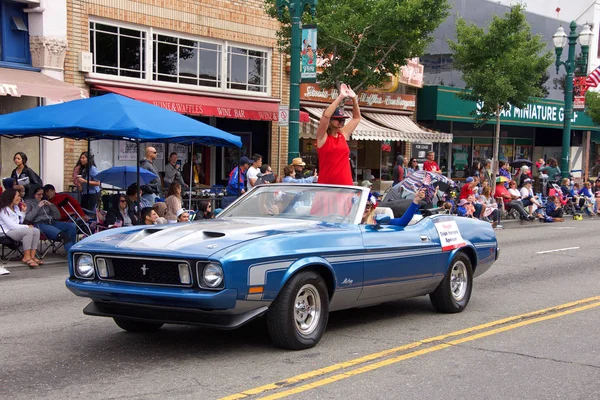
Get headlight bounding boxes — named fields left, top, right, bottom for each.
left=76, top=254, right=94, bottom=279
left=203, top=263, right=223, bottom=288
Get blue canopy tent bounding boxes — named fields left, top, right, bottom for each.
left=0, top=93, right=242, bottom=210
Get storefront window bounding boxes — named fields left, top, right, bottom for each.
left=380, top=141, right=393, bottom=180
left=88, top=21, right=269, bottom=95
left=499, top=143, right=514, bottom=164
left=472, top=143, right=493, bottom=164
left=451, top=143, right=471, bottom=178
left=227, top=47, right=268, bottom=92
left=153, top=34, right=222, bottom=88
left=90, top=22, right=146, bottom=78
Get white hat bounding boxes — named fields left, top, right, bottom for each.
left=176, top=208, right=186, bottom=217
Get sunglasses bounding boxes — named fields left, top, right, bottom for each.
left=120, top=199, right=127, bottom=203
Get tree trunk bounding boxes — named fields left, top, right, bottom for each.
left=491, top=106, right=501, bottom=196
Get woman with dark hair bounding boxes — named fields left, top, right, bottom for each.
left=406, top=158, right=419, bottom=174
left=539, top=158, right=561, bottom=183
left=0, top=189, right=42, bottom=267
left=197, top=200, right=214, bottom=219
left=164, top=182, right=183, bottom=223
left=74, top=151, right=101, bottom=210
left=11, top=152, right=43, bottom=199
left=316, top=83, right=360, bottom=185
left=469, top=161, right=482, bottom=180
left=105, top=194, right=138, bottom=227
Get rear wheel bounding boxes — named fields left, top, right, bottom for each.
left=267, top=270, right=329, bottom=350
left=113, top=317, right=164, bottom=332
left=430, top=253, right=473, bottom=313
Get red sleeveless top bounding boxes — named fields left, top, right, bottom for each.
left=317, top=133, right=353, bottom=185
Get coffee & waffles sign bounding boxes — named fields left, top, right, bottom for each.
left=300, top=83, right=416, bottom=111
left=419, top=86, right=600, bottom=131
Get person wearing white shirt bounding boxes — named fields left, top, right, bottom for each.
left=246, top=153, right=263, bottom=191
left=519, top=178, right=541, bottom=214
left=0, top=188, right=41, bottom=269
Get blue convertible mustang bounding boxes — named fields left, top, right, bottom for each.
left=66, top=184, right=498, bottom=350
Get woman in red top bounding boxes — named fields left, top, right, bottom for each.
left=316, top=84, right=361, bottom=185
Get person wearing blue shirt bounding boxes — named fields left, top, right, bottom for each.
left=75, top=152, right=101, bottom=210
left=226, top=156, right=251, bottom=196
left=362, top=188, right=425, bottom=226
left=282, top=165, right=317, bottom=183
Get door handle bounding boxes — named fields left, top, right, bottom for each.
left=420, top=235, right=431, bottom=242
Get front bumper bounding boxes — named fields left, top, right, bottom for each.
left=83, top=301, right=268, bottom=330
left=66, top=277, right=237, bottom=310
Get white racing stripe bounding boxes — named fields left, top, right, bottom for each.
left=536, top=247, right=580, bottom=254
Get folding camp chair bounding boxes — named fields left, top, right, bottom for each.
left=0, top=225, right=24, bottom=262
left=37, top=232, right=65, bottom=258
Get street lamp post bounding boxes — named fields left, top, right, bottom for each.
left=553, top=21, right=593, bottom=178
left=276, top=0, right=317, bottom=164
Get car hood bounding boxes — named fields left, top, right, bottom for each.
left=76, top=218, right=322, bottom=258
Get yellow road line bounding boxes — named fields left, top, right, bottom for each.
left=220, top=296, right=600, bottom=400
left=258, top=301, right=600, bottom=400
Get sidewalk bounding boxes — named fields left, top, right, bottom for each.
left=1, top=252, right=68, bottom=272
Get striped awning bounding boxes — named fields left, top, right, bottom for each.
left=300, top=116, right=320, bottom=139
left=363, top=112, right=453, bottom=143
left=303, top=107, right=399, bottom=141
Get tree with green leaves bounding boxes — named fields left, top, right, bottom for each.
left=265, top=0, right=450, bottom=91
left=448, top=5, right=552, bottom=188
left=585, top=91, right=600, bottom=125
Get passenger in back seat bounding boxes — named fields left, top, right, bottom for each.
left=363, top=188, right=425, bottom=226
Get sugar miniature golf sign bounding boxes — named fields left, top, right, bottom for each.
left=434, top=220, right=466, bottom=251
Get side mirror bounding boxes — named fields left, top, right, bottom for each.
left=375, top=214, right=391, bottom=225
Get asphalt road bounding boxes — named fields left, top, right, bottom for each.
left=1, top=219, right=599, bottom=399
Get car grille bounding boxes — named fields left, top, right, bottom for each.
left=102, top=257, right=191, bottom=287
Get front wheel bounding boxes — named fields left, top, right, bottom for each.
left=113, top=317, right=164, bottom=333
left=430, top=253, right=473, bottom=313
left=266, top=271, right=329, bottom=350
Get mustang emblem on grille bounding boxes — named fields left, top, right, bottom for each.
left=140, top=265, right=149, bottom=275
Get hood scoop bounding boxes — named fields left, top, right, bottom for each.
left=202, top=231, right=225, bottom=238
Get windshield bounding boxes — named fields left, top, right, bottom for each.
left=218, top=185, right=364, bottom=224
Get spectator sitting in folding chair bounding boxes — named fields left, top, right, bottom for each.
left=43, top=185, right=90, bottom=222
left=25, top=187, right=77, bottom=252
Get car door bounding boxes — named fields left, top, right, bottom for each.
left=358, top=221, right=441, bottom=302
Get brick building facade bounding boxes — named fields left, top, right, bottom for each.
left=63, top=0, right=290, bottom=189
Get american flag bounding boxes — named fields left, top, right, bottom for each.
left=586, top=65, right=600, bottom=87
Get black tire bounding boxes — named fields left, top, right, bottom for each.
left=430, top=253, right=473, bottom=313
left=266, top=270, right=329, bottom=350
left=113, top=317, right=164, bottom=333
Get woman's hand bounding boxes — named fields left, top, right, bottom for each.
left=413, top=188, right=426, bottom=204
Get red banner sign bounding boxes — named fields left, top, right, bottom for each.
left=573, top=76, right=589, bottom=111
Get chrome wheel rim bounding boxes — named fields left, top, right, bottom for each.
left=294, top=284, right=321, bottom=336
left=450, top=261, right=468, bottom=301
